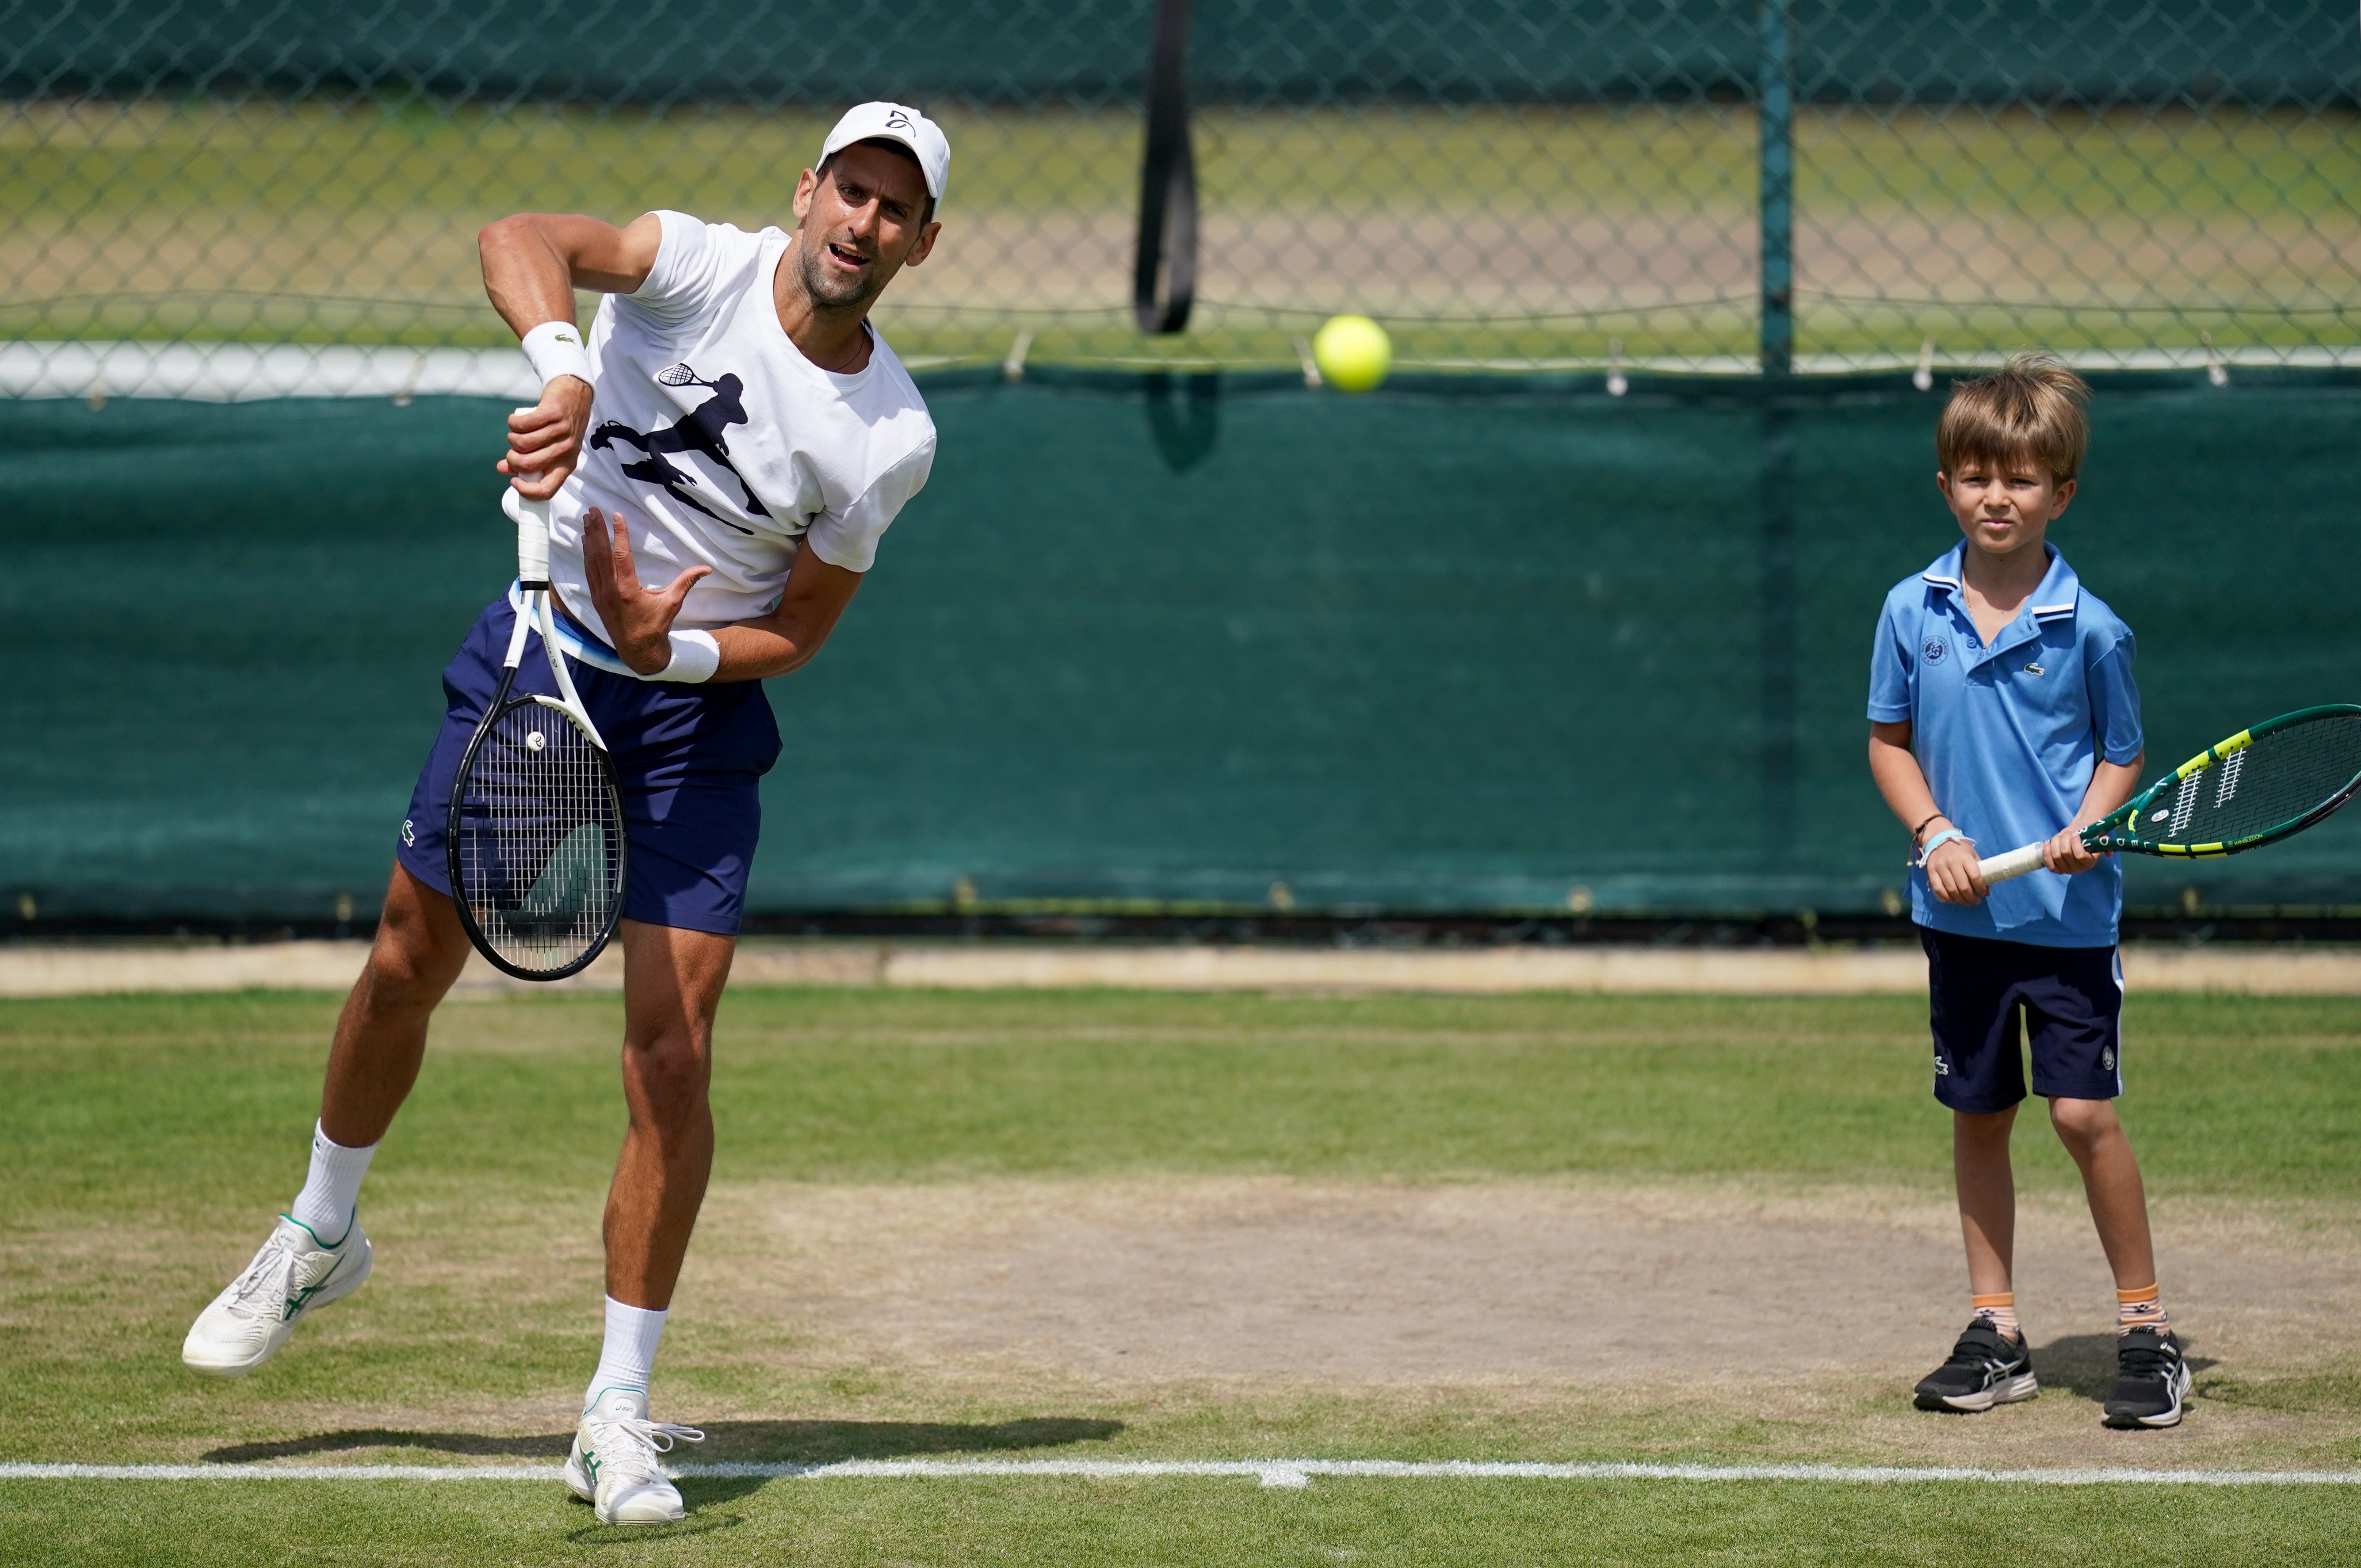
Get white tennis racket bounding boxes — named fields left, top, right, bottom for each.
left=444, top=461, right=627, bottom=980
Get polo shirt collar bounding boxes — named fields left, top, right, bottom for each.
left=1921, top=542, right=2080, bottom=666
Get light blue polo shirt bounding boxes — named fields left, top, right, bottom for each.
left=1868, top=542, right=2143, bottom=948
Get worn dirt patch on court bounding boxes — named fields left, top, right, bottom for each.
left=676, top=1178, right=2361, bottom=1467
left=695, top=1179, right=2357, bottom=1385
left=13, top=1180, right=2355, bottom=1468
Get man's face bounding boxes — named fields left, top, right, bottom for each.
left=1937, top=455, right=2074, bottom=559
left=789, top=142, right=940, bottom=312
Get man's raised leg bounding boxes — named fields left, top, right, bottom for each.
left=566, top=919, right=731, bottom=1526
left=319, top=864, right=477, bottom=1147
left=183, top=864, right=474, bottom=1377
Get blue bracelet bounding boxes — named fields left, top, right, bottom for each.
left=1917, top=828, right=1968, bottom=866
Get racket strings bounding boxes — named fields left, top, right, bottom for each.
left=454, top=701, right=623, bottom=973
left=2133, top=713, right=2361, bottom=847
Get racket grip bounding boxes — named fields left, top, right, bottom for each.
left=516, top=496, right=552, bottom=583
left=1976, top=841, right=2047, bottom=885
left=510, top=405, right=554, bottom=583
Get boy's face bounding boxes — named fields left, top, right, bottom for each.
left=1937, top=453, right=2075, bottom=559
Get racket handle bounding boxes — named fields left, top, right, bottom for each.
left=510, top=407, right=554, bottom=582
left=1976, top=841, right=2047, bottom=885
left=515, top=499, right=552, bottom=584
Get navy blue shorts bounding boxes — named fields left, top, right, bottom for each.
left=397, top=595, right=781, bottom=936
left=1920, top=925, right=2124, bottom=1113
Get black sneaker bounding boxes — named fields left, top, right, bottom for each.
left=2102, top=1328, right=2192, bottom=1429
left=1913, top=1320, right=2039, bottom=1412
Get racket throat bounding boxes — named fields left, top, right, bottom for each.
left=500, top=588, right=536, bottom=670
left=533, top=594, right=609, bottom=753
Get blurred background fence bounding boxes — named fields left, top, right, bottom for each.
left=4, top=0, right=2357, bottom=382
left=3, top=1, right=2358, bottom=930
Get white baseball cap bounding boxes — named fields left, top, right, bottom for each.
left=819, top=101, right=950, bottom=206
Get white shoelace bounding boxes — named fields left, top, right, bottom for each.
left=585, top=1415, right=706, bottom=1486
left=225, top=1234, right=307, bottom=1317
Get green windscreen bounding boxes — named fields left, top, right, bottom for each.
left=1, top=374, right=2356, bottom=922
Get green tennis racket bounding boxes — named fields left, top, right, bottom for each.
left=1978, top=704, right=2361, bottom=885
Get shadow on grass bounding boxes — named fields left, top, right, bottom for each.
left=2193, top=1370, right=2361, bottom=1414
left=568, top=1511, right=748, bottom=1546
left=2032, top=1332, right=2217, bottom=1402
left=203, top=1416, right=1124, bottom=1465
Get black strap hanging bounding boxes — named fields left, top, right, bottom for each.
left=1132, top=0, right=1197, bottom=335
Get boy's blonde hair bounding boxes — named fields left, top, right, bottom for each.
left=1937, top=351, right=2091, bottom=483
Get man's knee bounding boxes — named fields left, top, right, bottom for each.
left=360, top=869, right=469, bottom=1004
left=623, top=1025, right=712, bottom=1124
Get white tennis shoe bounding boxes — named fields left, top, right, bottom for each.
left=565, top=1387, right=705, bottom=1526
left=181, top=1213, right=372, bottom=1378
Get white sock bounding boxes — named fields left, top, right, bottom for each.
left=585, top=1297, right=669, bottom=1409
left=289, top=1121, right=375, bottom=1244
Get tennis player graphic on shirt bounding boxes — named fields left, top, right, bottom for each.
left=590, top=368, right=773, bottom=525
left=180, top=103, right=946, bottom=1529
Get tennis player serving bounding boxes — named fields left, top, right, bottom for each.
left=182, top=103, right=947, bottom=1526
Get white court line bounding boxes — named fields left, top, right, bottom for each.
left=4, top=1458, right=2358, bottom=1488
left=0, top=1463, right=566, bottom=1482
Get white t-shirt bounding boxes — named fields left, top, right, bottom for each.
left=504, top=209, right=936, bottom=639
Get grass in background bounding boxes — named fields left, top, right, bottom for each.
left=7, top=988, right=2359, bottom=1225
left=2, top=99, right=2353, bottom=367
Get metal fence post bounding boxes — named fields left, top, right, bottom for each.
left=1757, top=0, right=1795, bottom=376
left=1756, top=0, right=1798, bottom=862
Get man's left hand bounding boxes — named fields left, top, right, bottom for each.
left=580, top=507, right=711, bottom=675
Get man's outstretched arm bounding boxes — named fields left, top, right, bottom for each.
left=478, top=212, right=665, bottom=498
left=580, top=506, right=862, bottom=683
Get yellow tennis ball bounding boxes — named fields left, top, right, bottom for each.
left=1313, top=314, right=1391, bottom=393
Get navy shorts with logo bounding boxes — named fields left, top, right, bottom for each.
left=396, top=596, right=782, bottom=936
left=1920, top=925, right=2124, bottom=1113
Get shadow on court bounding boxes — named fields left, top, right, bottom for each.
left=568, top=1511, right=750, bottom=1545
left=202, top=1415, right=1124, bottom=1465
left=2032, top=1333, right=2216, bottom=1403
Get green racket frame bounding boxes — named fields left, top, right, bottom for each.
left=1977, top=703, right=2361, bottom=885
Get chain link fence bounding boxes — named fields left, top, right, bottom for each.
left=3, top=0, right=2356, bottom=394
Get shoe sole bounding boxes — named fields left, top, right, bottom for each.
left=1917, top=1371, right=2039, bottom=1412
left=181, top=1236, right=374, bottom=1379
left=2102, top=1363, right=2192, bottom=1429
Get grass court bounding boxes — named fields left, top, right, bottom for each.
left=2, top=984, right=2357, bottom=1564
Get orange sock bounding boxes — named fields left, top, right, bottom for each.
left=1971, top=1291, right=2020, bottom=1342
left=2117, top=1283, right=2170, bottom=1335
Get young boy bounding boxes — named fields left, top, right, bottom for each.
left=1866, top=353, right=2190, bottom=1429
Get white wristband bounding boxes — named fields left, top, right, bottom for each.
left=650, top=630, right=720, bottom=683
left=520, top=320, right=594, bottom=391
